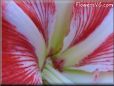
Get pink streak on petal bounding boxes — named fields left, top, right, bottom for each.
left=52, top=58, right=64, bottom=71
left=92, top=69, right=100, bottom=83
left=2, top=18, right=42, bottom=85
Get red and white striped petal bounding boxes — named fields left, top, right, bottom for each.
left=73, top=33, right=114, bottom=72
left=3, top=0, right=46, bottom=68
left=62, top=2, right=112, bottom=51
left=53, top=7, right=113, bottom=70
left=14, top=0, right=56, bottom=44
left=2, top=19, right=42, bottom=85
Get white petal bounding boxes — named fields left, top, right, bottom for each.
left=62, top=71, right=113, bottom=84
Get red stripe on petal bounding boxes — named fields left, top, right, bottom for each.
left=2, top=18, right=42, bottom=85
left=76, top=33, right=114, bottom=72
left=14, top=0, right=55, bottom=44
left=69, top=2, right=112, bottom=47
left=2, top=0, right=6, bottom=16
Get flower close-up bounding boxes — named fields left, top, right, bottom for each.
left=1, top=0, right=114, bottom=85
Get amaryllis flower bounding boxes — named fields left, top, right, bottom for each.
left=2, top=0, right=114, bottom=85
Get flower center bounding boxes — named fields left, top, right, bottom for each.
left=41, top=1, right=74, bottom=71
